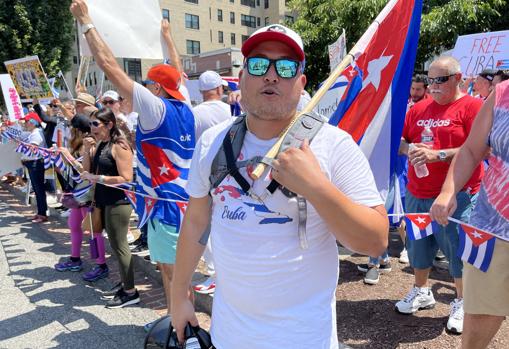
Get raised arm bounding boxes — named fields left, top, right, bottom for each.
left=70, top=0, right=133, bottom=101
left=161, top=19, right=183, bottom=77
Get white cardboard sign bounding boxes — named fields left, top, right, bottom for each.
left=0, top=74, right=24, bottom=121
left=452, top=30, right=509, bottom=77
left=79, top=0, right=165, bottom=59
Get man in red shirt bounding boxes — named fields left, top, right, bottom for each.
left=397, top=56, right=483, bottom=335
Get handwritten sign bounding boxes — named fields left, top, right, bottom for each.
left=452, top=30, right=509, bottom=77
left=0, top=74, right=24, bottom=121
left=328, top=30, right=347, bottom=73
left=4, top=55, right=54, bottom=102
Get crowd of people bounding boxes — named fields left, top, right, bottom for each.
left=0, top=0, right=508, bottom=347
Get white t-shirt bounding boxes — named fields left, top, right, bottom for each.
left=186, top=120, right=383, bottom=349
left=193, top=100, right=232, bottom=140
left=21, top=128, right=46, bottom=161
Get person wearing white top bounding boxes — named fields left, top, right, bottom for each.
left=171, top=24, right=388, bottom=348
left=21, top=113, right=48, bottom=223
left=193, top=70, right=232, bottom=140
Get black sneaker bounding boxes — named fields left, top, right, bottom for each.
left=101, top=282, right=123, bottom=300
left=129, top=237, right=143, bottom=247
left=131, top=243, right=149, bottom=255
left=379, top=262, right=392, bottom=274
left=105, top=289, right=140, bottom=308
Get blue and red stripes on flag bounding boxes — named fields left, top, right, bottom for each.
left=496, top=59, right=509, bottom=70
left=404, top=213, right=440, bottom=240
left=322, top=0, right=423, bottom=215
left=458, top=224, right=496, bottom=272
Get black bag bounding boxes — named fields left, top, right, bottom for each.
left=144, top=316, right=212, bottom=349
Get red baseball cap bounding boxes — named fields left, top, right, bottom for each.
left=146, top=64, right=185, bottom=101
left=241, top=24, right=305, bottom=61
left=23, top=112, right=42, bottom=125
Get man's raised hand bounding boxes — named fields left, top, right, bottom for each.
left=70, top=0, right=92, bottom=25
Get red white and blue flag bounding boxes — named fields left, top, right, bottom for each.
left=404, top=214, right=440, bottom=240
left=123, top=187, right=158, bottom=229
left=458, top=224, right=496, bottom=272
left=320, top=0, right=422, bottom=215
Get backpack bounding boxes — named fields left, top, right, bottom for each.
left=209, top=111, right=325, bottom=249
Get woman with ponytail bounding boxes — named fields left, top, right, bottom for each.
left=81, top=109, right=139, bottom=308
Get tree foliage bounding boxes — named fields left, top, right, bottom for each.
left=289, top=0, right=509, bottom=89
left=0, top=0, right=75, bottom=76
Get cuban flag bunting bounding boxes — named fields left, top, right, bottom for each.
left=458, top=224, right=496, bottom=272
left=405, top=213, right=440, bottom=240
left=320, top=0, right=423, bottom=217
left=122, top=187, right=158, bottom=229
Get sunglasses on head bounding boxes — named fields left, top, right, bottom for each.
left=427, top=74, right=456, bottom=85
left=89, top=120, right=102, bottom=128
left=245, top=57, right=302, bottom=79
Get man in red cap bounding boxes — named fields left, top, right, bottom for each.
left=70, top=0, right=195, bottom=311
left=171, top=23, right=388, bottom=347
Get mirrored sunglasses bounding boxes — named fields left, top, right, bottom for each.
left=245, top=57, right=301, bottom=79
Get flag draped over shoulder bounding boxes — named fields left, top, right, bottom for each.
left=324, top=0, right=423, bottom=210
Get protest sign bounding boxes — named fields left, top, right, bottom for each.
left=4, top=56, right=53, bottom=102
left=314, top=76, right=348, bottom=120
left=0, top=142, right=22, bottom=177
left=78, top=0, right=164, bottom=59
left=328, top=30, right=347, bottom=73
left=452, top=30, right=509, bottom=77
left=0, top=74, right=24, bottom=121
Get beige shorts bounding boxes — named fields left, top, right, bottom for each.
left=464, top=238, right=509, bottom=316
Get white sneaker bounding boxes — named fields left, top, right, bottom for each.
left=395, top=286, right=436, bottom=314
left=447, top=298, right=464, bottom=334
left=194, top=276, right=215, bottom=294
left=399, top=248, right=409, bottom=264
left=127, top=230, right=135, bottom=244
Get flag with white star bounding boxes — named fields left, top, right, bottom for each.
left=458, top=224, right=496, bottom=272
left=404, top=213, right=440, bottom=240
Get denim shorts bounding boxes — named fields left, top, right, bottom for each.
left=405, top=190, right=476, bottom=278
left=147, top=218, right=179, bottom=264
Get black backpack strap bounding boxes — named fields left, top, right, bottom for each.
left=223, top=130, right=251, bottom=194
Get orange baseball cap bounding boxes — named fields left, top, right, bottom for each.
left=146, top=64, right=185, bottom=101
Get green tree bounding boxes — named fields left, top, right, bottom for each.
left=0, top=0, right=75, bottom=77
left=289, top=0, right=509, bottom=89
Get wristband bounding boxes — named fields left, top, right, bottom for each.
left=82, top=23, right=95, bottom=34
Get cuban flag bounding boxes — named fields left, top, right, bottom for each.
left=73, top=182, right=93, bottom=199
left=496, top=59, right=509, bottom=70
left=223, top=76, right=242, bottom=116
left=458, top=224, right=496, bottom=272
left=322, top=0, right=422, bottom=215
left=119, top=183, right=158, bottom=229
left=51, top=152, right=67, bottom=172
left=40, top=149, right=52, bottom=170
left=405, top=213, right=440, bottom=240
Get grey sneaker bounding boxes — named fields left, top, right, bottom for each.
left=395, top=286, right=436, bottom=314
left=364, top=267, right=380, bottom=285
left=379, top=261, right=392, bottom=274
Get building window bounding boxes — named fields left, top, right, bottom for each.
left=218, top=31, right=224, bottom=43
left=217, top=9, right=223, bottom=21
left=185, top=13, right=199, bottom=29
left=264, top=16, right=270, bottom=26
left=230, top=0, right=234, bottom=2
left=257, top=17, right=260, bottom=26
left=162, top=9, right=170, bottom=20
left=285, top=15, right=294, bottom=23
left=242, top=35, right=249, bottom=43
left=241, top=0, right=255, bottom=8
left=256, top=0, right=260, bottom=6
left=123, top=58, right=142, bottom=82
left=185, top=0, right=198, bottom=3
left=264, top=0, right=269, bottom=9
left=231, top=33, right=236, bottom=45
left=230, top=11, right=235, bottom=24
left=241, top=14, right=256, bottom=28
left=186, top=40, right=200, bottom=55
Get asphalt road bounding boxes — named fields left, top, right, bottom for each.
left=0, top=191, right=159, bottom=349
